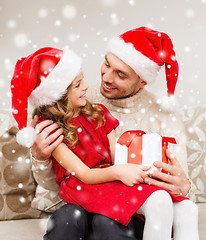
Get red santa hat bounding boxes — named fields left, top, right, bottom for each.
left=107, top=26, right=179, bottom=111
left=11, top=47, right=82, bottom=147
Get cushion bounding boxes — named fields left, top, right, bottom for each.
left=0, top=110, right=45, bottom=220
left=31, top=184, right=65, bottom=213
left=182, top=106, right=206, bottom=202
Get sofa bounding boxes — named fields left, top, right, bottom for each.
left=0, top=106, right=206, bottom=240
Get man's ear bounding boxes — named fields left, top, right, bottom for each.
left=140, top=80, right=147, bottom=88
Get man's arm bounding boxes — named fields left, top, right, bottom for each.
left=30, top=115, right=64, bottom=190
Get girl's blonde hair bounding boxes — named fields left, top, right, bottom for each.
left=32, top=85, right=104, bottom=149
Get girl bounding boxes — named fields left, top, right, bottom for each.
left=11, top=47, right=199, bottom=240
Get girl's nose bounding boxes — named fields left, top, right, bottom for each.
left=83, top=80, right=89, bottom=90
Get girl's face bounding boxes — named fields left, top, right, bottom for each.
left=69, top=72, right=88, bottom=113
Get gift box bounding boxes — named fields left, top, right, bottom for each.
left=115, top=130, right=176, bottom=173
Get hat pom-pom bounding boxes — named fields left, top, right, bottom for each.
left=157, top=95, right=178, bottom=112
left=16, top=127, right=37, bottom=148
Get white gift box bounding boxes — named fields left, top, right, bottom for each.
left=115, top=130, right=176, bottom=173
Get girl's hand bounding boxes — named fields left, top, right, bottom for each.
left=114, top=164, right=151, bottom=186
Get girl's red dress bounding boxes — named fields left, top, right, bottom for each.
left=52, top=104, right=187, bottom=226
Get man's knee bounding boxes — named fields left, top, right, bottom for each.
left=92, top=214, right=114, bottom=230
left=44, top=204, right=89, bottom=240
left=92, top=214, right=138, bottom=240
left=50, top=204, right=88, bottom=227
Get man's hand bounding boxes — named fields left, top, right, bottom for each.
left=144, top=150, right=191, bottom=197
left=30, top=115, right=64, bottom=161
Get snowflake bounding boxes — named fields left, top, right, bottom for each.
left=124, top=108, right=130, bottom=114
left=141, top=108, right=145, bottom=113
left=160, top=17, right=165, bottom=22
left=77, top=185, right=81, bottom=191
left=7, top=19, right=16, bottom=29
left=131, top=153, right=136, bottom=158
left=68, top=33, right=77, bottom=42
left=110, top=13, right=119, bottom=25
left=38, top=8, right=49, bottom=18
left=62, top=5, right=77, bottom=20
left=55, top=20, right=62, bottom=27
left=113, top=205, right=119, bottom=212
left=185, top=8, right=194, bottom=18
left=3, top=132, right=9, bottom=138
left=184, top=46, right=191, bottom=53
left=172, top=117, right=177, bottom=122
left=119, top=121, right=124, bottom=126
left=128, top=0, right=135, bottom=6
left=52, top=37, right=59, bottom=43
left=19, top=197, right=26, bottom=203
left=40, top=164, right=46, bottom=170
left=99, top=0, right=118, bottom=7
left=17, top=157, right=23, bottom=162
left=153, top=224, right=160, bottom=231
left=25, top=158, right=30, bottom=164
left=0, top=79, right=5, bottom=88
left=18, top=183, right=23, bottom=188
left=74, top=209, right=81, bottom=218
left=14, top=33, right=28, bottom=48
left=130, top=197, right=138, bottom=204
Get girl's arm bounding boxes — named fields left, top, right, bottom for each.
left=107, top=129, right=117, bottom=165
left=52, top=143, right=118, bottom=184
left=52, top=142, right=150, bottom=186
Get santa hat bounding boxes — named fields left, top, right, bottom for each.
left=11, top=47, right=82, bottom=147
left=107, top=26, right=179, bottom=111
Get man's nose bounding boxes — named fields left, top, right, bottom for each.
left=103, top=69, right=114, bottom=83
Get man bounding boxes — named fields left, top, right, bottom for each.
left=31, top=27, right=195, bottom=240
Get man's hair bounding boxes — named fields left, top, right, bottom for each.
left=32, top=86, right=104, bottom=149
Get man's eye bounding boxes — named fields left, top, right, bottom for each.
left=75, top=83, right=80, bottom=88
left=105, top=62, right=110, bottom=67
left=117, top=73, right=125, bottom=79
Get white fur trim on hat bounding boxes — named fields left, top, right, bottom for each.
left=16, top=126, right=37, bottom=148
left=107, top=37, right=161, bottom=83
left=29, top=49, right=82, bottom=107
left=157, top=95, right=178, bottom=112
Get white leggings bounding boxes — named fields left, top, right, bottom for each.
left=136, top=190, right=199, bottom=240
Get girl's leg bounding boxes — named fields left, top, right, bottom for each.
left=136, top=190, right=173, bottom=240
left=173, top=200, right=199, bottom=240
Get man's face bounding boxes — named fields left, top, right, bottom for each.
left=100, top=53, right=146, bottom=99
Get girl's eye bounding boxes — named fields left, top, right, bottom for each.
left=75, top=83, right=80, bottom=88
left=105, top=62, right=110, bottom=67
